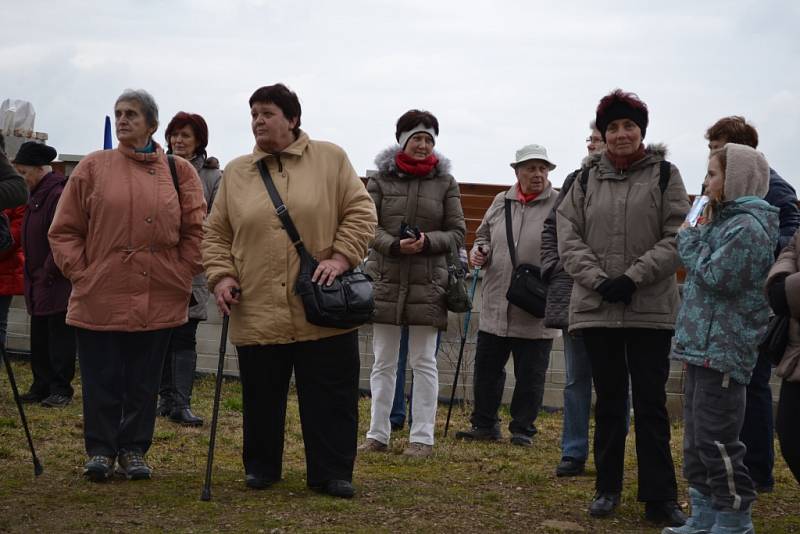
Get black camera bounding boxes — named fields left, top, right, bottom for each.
left=400, top=221, right=421, bottom=240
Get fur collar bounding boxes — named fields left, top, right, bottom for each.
left=374, top=145, right=452, bottom=177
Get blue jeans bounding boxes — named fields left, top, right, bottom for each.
left=560, top=330, right=592, bottom=462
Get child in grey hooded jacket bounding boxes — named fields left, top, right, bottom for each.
left=666, top=143, right=779, bottom=534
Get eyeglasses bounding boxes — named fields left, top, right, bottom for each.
left=585, top=137, right=603, bottom=144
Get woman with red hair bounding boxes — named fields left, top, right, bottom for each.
left=557, top=89, right=690, bottom=526
left=157, top=111, right=222, bottom=426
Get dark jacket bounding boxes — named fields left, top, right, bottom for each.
left=364, top=146, right=466, bottom=329
left=22, top=171, right=71, bottom=315
left=765, top=167, right=800, bottom=256
left=0, top=150, right=29, bottom=210
left=541, top=168, right=580, bottom=329
left=0, top=205, right=25, bottom=296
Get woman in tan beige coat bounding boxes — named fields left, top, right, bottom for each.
left=454, top=144, right=559, bottom=447
left=202, top=84, right=376, bottom=499
left=557, top=89, right=690, bottom=525
left=49, top=89, right=206, bottom=482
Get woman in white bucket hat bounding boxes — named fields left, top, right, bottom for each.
left=454, top=143, right=559, bottom=447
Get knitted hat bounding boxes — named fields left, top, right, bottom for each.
left=595, top=90, right=649, bottom=141
left=13, top=141, right=57, bottom=166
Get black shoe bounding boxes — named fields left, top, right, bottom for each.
left=588, top=492, right=620, bottom=517
left=510, top=433, right=533, bottom=447
left=245, top=474, right=277, bottom=490
left=41, top=393, right=72, bottom=408
left=116, top=451, right=152, bottom=480
left=168, top=407, right=203, bottom=427
left=556, top=457, right=585, bottom=477
left=20, top=391, right=46, bottom=404
left=455, top=426, right=501, bottom=441
left=644, top=500, right=687, bottom=526
left=83, top=455, right=115, bottom=482
left=311, top=480, right=355, bottom=499
left=157, top=398, right=172, bottom=417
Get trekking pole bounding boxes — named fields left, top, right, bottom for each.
left=201, top=288, right=239, bottom=502
left=1, top=346, right=43, bottom=476
left=444, top=266, right=481, bottom=437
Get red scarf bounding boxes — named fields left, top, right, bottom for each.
left=606, top=145, right=646, bottom=171
left=395, top=151, right=438, bottom=176
left=516, top=188, right=540, bottom=204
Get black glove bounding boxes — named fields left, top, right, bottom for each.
left=600, top=275, right=637, bottom=304
left=767, top=273, right=790, bottom=316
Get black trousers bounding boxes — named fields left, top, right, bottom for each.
left=76, top=328, right=172, bottom=457
left=469, top=331, right=552, bottom=437
left=237, top=331, right=360, bottom=487
left=776, top=379, right=800, bottom=484
left=740, top=349, right=775, bottom=488
left=29, top=312, right=77, bottom=397
left=582, top=327, right=678, bottom=502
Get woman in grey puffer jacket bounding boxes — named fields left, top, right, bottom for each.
left=360, top=109, right=465, bottom=457
left=157, top=112, right=221, bottom=426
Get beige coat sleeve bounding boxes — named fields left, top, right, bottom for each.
left=48, top=157, right=92, bottom=281
left=202, top=167, right=238, bottom=291
left=556, top=174, right=608, bottom=290
left=332, top=153, right=377, bottom=268
left=624, top=164, right=691, bottom=286
left=471, top=192, right=503, bottom=268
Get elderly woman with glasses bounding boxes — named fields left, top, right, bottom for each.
left=49, top=89, right=206, bottom=482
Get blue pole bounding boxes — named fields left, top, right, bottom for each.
left=444, top=266, right=481, bottom=437
left=103, top=116, right=112, bottom=149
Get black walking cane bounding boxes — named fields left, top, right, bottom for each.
left=201, top=288, right=239, bottom=501
left=1, top=345, right=43, bottom=476
left=443, top=266, right=481, bottom=437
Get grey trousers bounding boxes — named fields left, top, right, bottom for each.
left=682, top=364, right=756, bottom=511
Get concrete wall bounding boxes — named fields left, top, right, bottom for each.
left=7, top=280, right=781, bottom=419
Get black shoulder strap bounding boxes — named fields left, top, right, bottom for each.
left=579, top=161, right=670, bottom=194
left=504, top=199, right=517, bottom=268
left=659, top=160, right=671, bottom=193
left=167, top=155, right=180, bottom=203
left=579, top=166, right=591, bottom=194
left=255, top=159, right=308, bottom=258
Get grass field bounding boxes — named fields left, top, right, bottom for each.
left=1, top=359, right=798, bottom=533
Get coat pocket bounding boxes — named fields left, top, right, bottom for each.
left=570, top=283, right=603, bottom=313
left=630, top=277, right=676, bottom=314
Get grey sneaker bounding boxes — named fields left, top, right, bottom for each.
left=83, top=455, right=115, bottom=482
left=454, top=426, right=501, bottom=441
left=510, top=433, right=533, bottom=447
left=116, top=451, right=152, bottom=480
left=402, top=442, right=433, bottom=458
left=357, top=438, right=388, bottom=452
left=41, top=393, right=72, bottom=408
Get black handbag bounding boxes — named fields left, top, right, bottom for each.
left=759, top=314, right=790, bottom=366
left=256, top=160, right=374, bottom=329
left=504, top=199, right=548, bottom=318
left=446, top=243, right=471, bottom=313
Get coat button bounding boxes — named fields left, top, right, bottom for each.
left=148, top=169, right=155, bottom=175
left=145, top=217, right=153, bottom=223
left=142, top=271, right=147, bottom=276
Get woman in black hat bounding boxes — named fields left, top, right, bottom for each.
left=13, top=141, right=77, bottom=407
left=557, top=89, right=690, bottom=526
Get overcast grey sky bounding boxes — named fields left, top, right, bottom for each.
left=2, top=0, right=798, bottom=193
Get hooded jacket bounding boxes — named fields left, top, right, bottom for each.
left=473, top=182, right=560, bottom=340
left=556, top=144, right=691, bottom=331
left=364, top=146, right=465, bottom=329
left=22, top=171, right=71, bottom=315
left=49, top=143, right=206, bottom=332
left=672, top=143, right=779, bottom=384
left=0, top=151, right=29, bottom=210
left=202, top=131, right=377, bottom=346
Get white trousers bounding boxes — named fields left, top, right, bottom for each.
left=367, top=323, right=439, bottom=446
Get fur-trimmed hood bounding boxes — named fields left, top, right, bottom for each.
left=374, top=145, right=452, bottom=177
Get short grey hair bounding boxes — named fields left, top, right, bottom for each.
left=115, top=89, right=159, bottom=130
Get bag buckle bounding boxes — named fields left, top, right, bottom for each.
left=275, top=204, right=287, bottom=216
